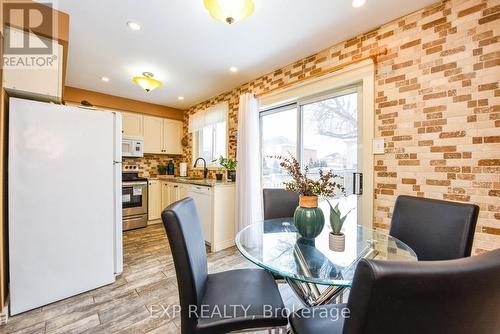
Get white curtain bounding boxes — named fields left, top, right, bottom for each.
left=188, top=101, right=228, bottom=133
left=235, top=93, right=263, bottom=232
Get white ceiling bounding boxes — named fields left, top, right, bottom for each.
left=58, top=0, right=436, bottom=109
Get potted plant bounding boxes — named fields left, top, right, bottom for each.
left=157, top=164, right=168, bottom=175
left=327, top=200, right=351, bottom=252
left=215, top=156, right=238, bottom=182
left=275, top=154, right=344, bottom=239
left=212, top=157, right=224, bottom=181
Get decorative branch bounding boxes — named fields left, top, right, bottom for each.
left=271, top=153, right=345, bottom=197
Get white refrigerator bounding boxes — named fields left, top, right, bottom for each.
left=8, top=98, right=123, bottom=315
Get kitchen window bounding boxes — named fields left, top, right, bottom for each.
left=189, top=102, right=228, bottom=166
left=195, top=121, right=227, bottom=163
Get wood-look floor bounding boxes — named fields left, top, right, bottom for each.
left=0, top=224, right=300, bottom=334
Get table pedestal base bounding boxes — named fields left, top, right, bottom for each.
left=285, top=278, right=346, bottom=307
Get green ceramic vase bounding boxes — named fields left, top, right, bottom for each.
left=293, top=196, right=325, bottom=239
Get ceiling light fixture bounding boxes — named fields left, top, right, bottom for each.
left=178, top=96, right=184, bottom=100
left=101, top=76, right=110, bottom=82
left=132, top=72, right=162, bottom=92
left=352, top=0, right=366, bottom=8
left=229, top=66, right=238, bottom=73
left=204, top=0, right=255, bottom=24
left=127, top=21, right=141, bottom=31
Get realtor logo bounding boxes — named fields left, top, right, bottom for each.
left=2, top=1, right=57, bottom=69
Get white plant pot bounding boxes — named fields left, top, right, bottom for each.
left=329, top=233, right=345, bottom=252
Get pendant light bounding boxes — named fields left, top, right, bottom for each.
left=132, top=72, right=162, bottom=92
left=203, top=0, right=255, bottom=24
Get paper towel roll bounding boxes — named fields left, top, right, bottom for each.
left=179, top=162, right=187, bottom=177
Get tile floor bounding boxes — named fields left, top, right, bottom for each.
left=0, top=224, right=301, bottom=334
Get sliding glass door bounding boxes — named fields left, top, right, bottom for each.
left=261, top=104, right=297, bottom=188
left=260, top=86, right=363, bottom=223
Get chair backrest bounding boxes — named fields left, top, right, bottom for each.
left=263, top=188, right=300, bottom=220
left=390, top=195, right=479, bottom=260
left=343, top=249, right=500, bottom=334
left=161, top=197, right=208, bottom=333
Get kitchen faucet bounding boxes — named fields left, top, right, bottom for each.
left=193, top=157, right=208, bottom=179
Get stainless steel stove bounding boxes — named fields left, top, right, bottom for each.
left=122, top=166, right=148, bottom=231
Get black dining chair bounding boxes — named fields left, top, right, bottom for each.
left=262, top=188, right=300, bottom=281
left=389, top=195, right=479, bottom=260
left=263, top=188, right=300, bottom=220
left=288, top=248, right=500, bottom=334
left=161, top=197, right=288, bottom=334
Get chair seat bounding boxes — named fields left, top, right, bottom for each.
left=197, top=268, right=288, bottom=334
left=289, top=304, right=346, bottom=334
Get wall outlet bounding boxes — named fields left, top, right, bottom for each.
left=372, top=138, right=385, bottom=154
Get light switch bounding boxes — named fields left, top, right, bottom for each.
left=373, top=138, right=385, bottom=154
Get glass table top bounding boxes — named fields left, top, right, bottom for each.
left=236, top=218, right=417, bottom=286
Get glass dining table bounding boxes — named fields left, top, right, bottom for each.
left=236, top=217, right=417, bottom=307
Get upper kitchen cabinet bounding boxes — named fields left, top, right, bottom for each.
left=163, top=119, right=183, bottom=155
left=2, top=27, right=64, bottom=102
left=143, top=115, right=183, bottom=155
left=122, top=112, right=144, bottom=137
left=143, top=116, right=164, bottom=153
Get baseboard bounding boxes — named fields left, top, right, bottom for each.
left=211, top=239, right=235, bottom=252
left=147, top=219, right=162, bottom=225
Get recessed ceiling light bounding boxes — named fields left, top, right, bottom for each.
left=127, top=21, right=141, bottom=31
left=352, top=0, right=366, bottom=8
left=229, top=66, right=238, bottom=73
left=178, top=96, right=184, bottom=100
left=101, top=76, right=110, bottom=82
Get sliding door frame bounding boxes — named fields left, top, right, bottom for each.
left=259, top=59, right=375, bottom=228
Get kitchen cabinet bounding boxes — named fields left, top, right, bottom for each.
left=186, top=184, right=235, bottom=252
left=143, top=116, right=164, bottom=154
left=163, top=119, right=183, bottom=154
left=160, top=181, right=188, bottom=211
left=160, top=181, right=170, bottom=212
left=143, top=115, right=183, bottom=155
left=122, top=112, right=144, bottom=137
left=148, top=179, right=162, bottom=221
left=148, top=179, right=236, bottom=252
left=3, top=27, right=64, bottom=102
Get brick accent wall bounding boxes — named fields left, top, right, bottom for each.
left=124, top=155, right=181, bottom=178
left=184, top=0, right=500, bottom=253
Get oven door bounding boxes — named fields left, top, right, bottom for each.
left=122, top=182, right=148, bottom=216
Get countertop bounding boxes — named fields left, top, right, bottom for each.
left=148, top=177, right=235, bottom=187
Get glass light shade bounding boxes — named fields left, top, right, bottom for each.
left=204, top=0, right=255, bottom=24
left=132, top=73, right=162, bottom=92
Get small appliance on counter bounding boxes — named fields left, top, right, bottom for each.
left=122, top=165, right=148, bottom=231
left=179, top=162, right=188, bottom=177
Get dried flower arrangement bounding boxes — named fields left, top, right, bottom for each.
left=272, top=153, right=344, bottom=197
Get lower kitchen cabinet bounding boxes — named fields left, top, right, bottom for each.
left=147, top=179, right=235, bottom=252
left=161, top=182, right=187, bottom=210
left=186, top=184, right=236, bottom=252
left=148, top=180, right=162, bottom=221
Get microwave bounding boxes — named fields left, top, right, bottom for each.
left=122, top=136, right=144, bottom=157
